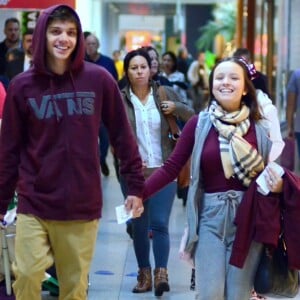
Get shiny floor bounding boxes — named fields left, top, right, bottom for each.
left=2, top=152, right=300, bottom=300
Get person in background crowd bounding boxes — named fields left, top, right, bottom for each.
left=143, top=46, right=172, bottom=87
left=187, top=51, right=210, bottom=113
left=118, top=45, right=172, bottom=90
left=120, top=48, right=194, bottom=297
left=85, top=33, right=118, bottom=81
left=232, top=48, right=269, bottom=96
left=0, top=5, right=144, bottom=299
left=161, top=50, right=191, bottom=207
left=85, top=33, right=118, bottom=177
left=119, top=45, right=173, bottom=239
left=286, top=68, right=300, bottom=169
left=112, top=49, right=124, bottom=81
left=161, top=50, right=189, bottom=103
left=5, top=29, right=34, bottom=80
left=143, top=57, right=285, bottom=300
left=177, top=45, right=194, bottom=82
left=0, top=17, right=21, bottom=88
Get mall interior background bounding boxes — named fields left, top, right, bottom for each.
left=0, top=0, right=300, bottom=124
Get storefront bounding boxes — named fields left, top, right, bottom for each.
left=237, top=0, right=300, bottom=124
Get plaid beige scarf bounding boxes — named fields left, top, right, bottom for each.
left=209, top=101, right=264, bottom=187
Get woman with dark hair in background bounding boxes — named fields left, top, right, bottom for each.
left=162, top=50, right=189, bottom=103
left=120, top=48, right=194, bottom=297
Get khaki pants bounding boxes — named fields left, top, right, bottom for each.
left=12, top=214, right=99, bottom=300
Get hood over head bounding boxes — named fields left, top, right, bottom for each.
left=32, top=4, right=85, bottom=75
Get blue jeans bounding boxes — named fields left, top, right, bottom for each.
left=194, top=191, right=262, bottom=300
left=132, top=181, right=176, bottom=269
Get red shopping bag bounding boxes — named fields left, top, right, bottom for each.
left=280, top=138, right=295, bottom=171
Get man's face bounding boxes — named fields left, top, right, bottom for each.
left=46, top=20, right=77, bottom=65
left=85, top=35, right=99, bottom=57
left=23, top=34, right=33, bottom=56
left=4, top=21, right=20, bottom=44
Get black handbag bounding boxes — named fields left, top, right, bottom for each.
left=254, top=235, right=299, bottom=298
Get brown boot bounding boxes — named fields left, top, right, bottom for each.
left=132, top=267, right=152, bottom=293
left=154, top=268, right=170, bottom=296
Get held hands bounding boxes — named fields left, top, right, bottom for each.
left=160, top=101, right=176, bottom=115
left=125, top=196, right=144, bottom=218
left=265, top=165, right=283, bottom=193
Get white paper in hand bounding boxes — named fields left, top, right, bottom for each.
left=256, top=162, right=285, bottom=195
left=115, top=204, right=133, bottom=224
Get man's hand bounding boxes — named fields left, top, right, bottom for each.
left=125, top=196, right=144, bottom=218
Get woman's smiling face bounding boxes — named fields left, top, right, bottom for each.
left=212, top=61, right=247, bottom=112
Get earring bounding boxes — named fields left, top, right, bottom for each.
left=242, top=91, right=247, bottom=96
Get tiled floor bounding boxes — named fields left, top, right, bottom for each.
left=1, top=153, right=300, bottom=300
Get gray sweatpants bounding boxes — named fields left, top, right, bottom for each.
left=194, top=190, right=263, bottom=300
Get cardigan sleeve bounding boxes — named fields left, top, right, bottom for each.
left=229, top=181, right=280, bottom=268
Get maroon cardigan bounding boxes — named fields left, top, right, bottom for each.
left=230, top=169, right=300, bottom=269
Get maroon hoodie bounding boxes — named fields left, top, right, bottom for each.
left=0, top=5, right=144, bottom=220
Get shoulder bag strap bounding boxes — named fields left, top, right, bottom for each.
left=157, top=85, right=181, bottom=140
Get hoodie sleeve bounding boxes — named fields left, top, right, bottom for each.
left=101, top=76, right=144, bottom=197
left=0, top=80, right=24, bottom=214
left=0, top=82, right=6, bottom=118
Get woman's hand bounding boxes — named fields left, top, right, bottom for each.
left=125, top=196, right=144, bottom=218
left=160, top=101, right=176, bottom=115
left=265, top=165, right=283, bottom=193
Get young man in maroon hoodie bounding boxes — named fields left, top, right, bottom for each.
left=0, top=5, right=144, bottom=300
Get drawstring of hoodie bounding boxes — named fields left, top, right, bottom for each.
left=49, top=71, right=77, bottom=122
left=50, top=78, right=61, bottom=122
left=69, top=71, right=77, bottom=95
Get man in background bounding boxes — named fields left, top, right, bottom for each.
left=85, top=33, right=118, bottom=176
left=0, top=17, right=21, bottom=87
left=5, top=29, right=34, bottom=80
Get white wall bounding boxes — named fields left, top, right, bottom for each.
left=119, top=15, right=165, bottom=31
left=75, top=0, right=103, bottom=39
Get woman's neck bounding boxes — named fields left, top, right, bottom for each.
left=131, top=85, right=151, bottom=104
